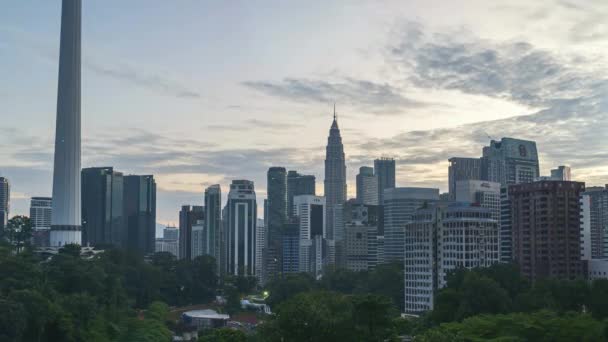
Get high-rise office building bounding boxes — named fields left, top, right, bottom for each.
left=448, top=157, right=481, bottom=199
left=550, top=165, right=572, bottom=181
left=163, top=226, right=179, bottom=241
left=30, top=197, right=52, bottom=246
left=294, top=195, right=326, bottom=278
left=155, top=238, right=178, bottom=257
left=455, top=180, right=501, bottom=222
left=123, top=175, right=156, bottom=254
left=256, top=218, right=265, bottom=283
left=287, top=171, right=316, bottom=218
left=266, top=167, right=287, bottom=281
left=324, top=107, right=347, bottom=243
left=50, top=0, right=82, bottom=247
left=581, top=186, right=608, bottom=259
left=191, top=220, right=206, bottom=259
left=383, top=187, right=439, bottom=262
left=179, top=205, right=204, bottom=260
left=204, top=185, right=222, bottom=267
left=356, top=166, right=378, bottom=205
left=499, top=187, right=512, bottom=262
left=404, top=203, right=499, bottom=315
left=30, top=197, right=52, bottom=230
left=225, top=180, right=257, bottom=276
left=374, top=158, right=396, bottom=205
left=478, top=138, right=540, bottom=263
left=282, top=222, right=300, bottom=274
left=81, top=167, right=125, bottom=247
left=481, top=137, right=540, bottom=186
left=344, top=203, right=380, bottom=271
left=0, top=177, right=9, bottom=231
left=510, top=181, right=585, bottom=281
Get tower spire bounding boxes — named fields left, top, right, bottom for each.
left=333, top=103, right=336, bottom=121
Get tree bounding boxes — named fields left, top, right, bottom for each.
left=351, top=294, right=396, bottom=341
left=430, top=288, right=460, bottom=324
left=0, top=299, right=26, bottom=342
left=4, top=216, right=32, bottom=253
left=265, top=273, right=316, bottom=307
left=258, top=291, right=356, bottom=341
left=199, top=328, right=247, bottom=342
left=8, top=290, right=53, bottom=341
left=588, top=279, right=608, bottom=319
left=319, top=268, right=364, bottom=294
left=366, top=262, right=404, bottom=311
left=416, top=311, right=606, bottom=342
left=454, top=272, right=510, bottom=320
left=58, top=243, right=82, bottom=258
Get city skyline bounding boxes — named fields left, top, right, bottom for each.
left=2, top=1, right=608, bottom=225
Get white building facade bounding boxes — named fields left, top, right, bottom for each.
left=224, top=180, right=257, bottom=276
left=293, top=195, right=326, bottom=278
left=404, top=203, right=499, bottom=315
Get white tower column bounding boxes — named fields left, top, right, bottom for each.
left=50, top=0, right=82, bottom=247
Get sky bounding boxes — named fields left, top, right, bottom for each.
left=1, top=0, right=608, bottom=227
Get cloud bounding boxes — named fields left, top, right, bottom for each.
left=368, top=21, right=608, bottom=187
left=84, top=61, right=201, bottom=99
left=1, top=26, right=201, bottom=99
left=242, top=77, right=426, bottom=115
left=206, top=119, right=303, bottom=131
left=389, top=24, right=605, bottom=110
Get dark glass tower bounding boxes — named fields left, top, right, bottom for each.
left=124, top=175, right=156, bottom=254
left=265, top=167, right=287, bottom=281
left=374, top=158, right=395, bottom=205
left=324, top=106, right=347, bottom=241
left=205, top=185, right=221, bottom=268
left=179, top=205, right=204, bottom=260
left=287, top=171, right=316, bottom=218
left=81, top=167, right=124, bottom=247
left=0, top=177, right=9, bottom=232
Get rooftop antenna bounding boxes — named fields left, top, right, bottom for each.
left=333, top=103, right=337, bottom=121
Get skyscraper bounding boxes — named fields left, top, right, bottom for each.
left=163, top=226, right=179, bottom=241
left=356, top=166, right=378, bottom=205
left=404, top=203, right=499, bottom=314
left=581, top=186, right=608, bottom=259
left=344, top=203, right=381, bottom=271
left=50, top=0, right=82, bottom=247
left=204, top=185, right=222, bottom=267
left=191, top=219, right=206, bottom=259
left=266, top=167, right=287, bottom=281
left=455, top=180, right=501, bottom=222
left=294, top=195, right=326, bottom=278
left=156, top=225, right=179, bottom=257
left=448, top=157, right=481, bottom=199
left=123, top=175, right=156, bottom=254
left=0, top=177, right=9, bottom=231
left=550, top=165, right=572, bottom=181
left=374, top=158, right=396, bottom=205
left=179, top=205, right=204, bottom=260
left=324, top=106, right=347, bottom=242
left=287, top=170, right=316, bottom=218
left=510, top=181, right=585, bottom=281
left=383, top=187, right=439, bottom=262
left=225, top=180, right=257, bottom=276
left=256, top=218, right=266, bottom=283
left=81, top=167, right=125, bottom=247
left=30, top=197, right=52, bottom=247
left=481, top=137, right=540, bottom=186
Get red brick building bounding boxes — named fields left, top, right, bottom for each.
left=509, top=181, right=585, bottom=281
